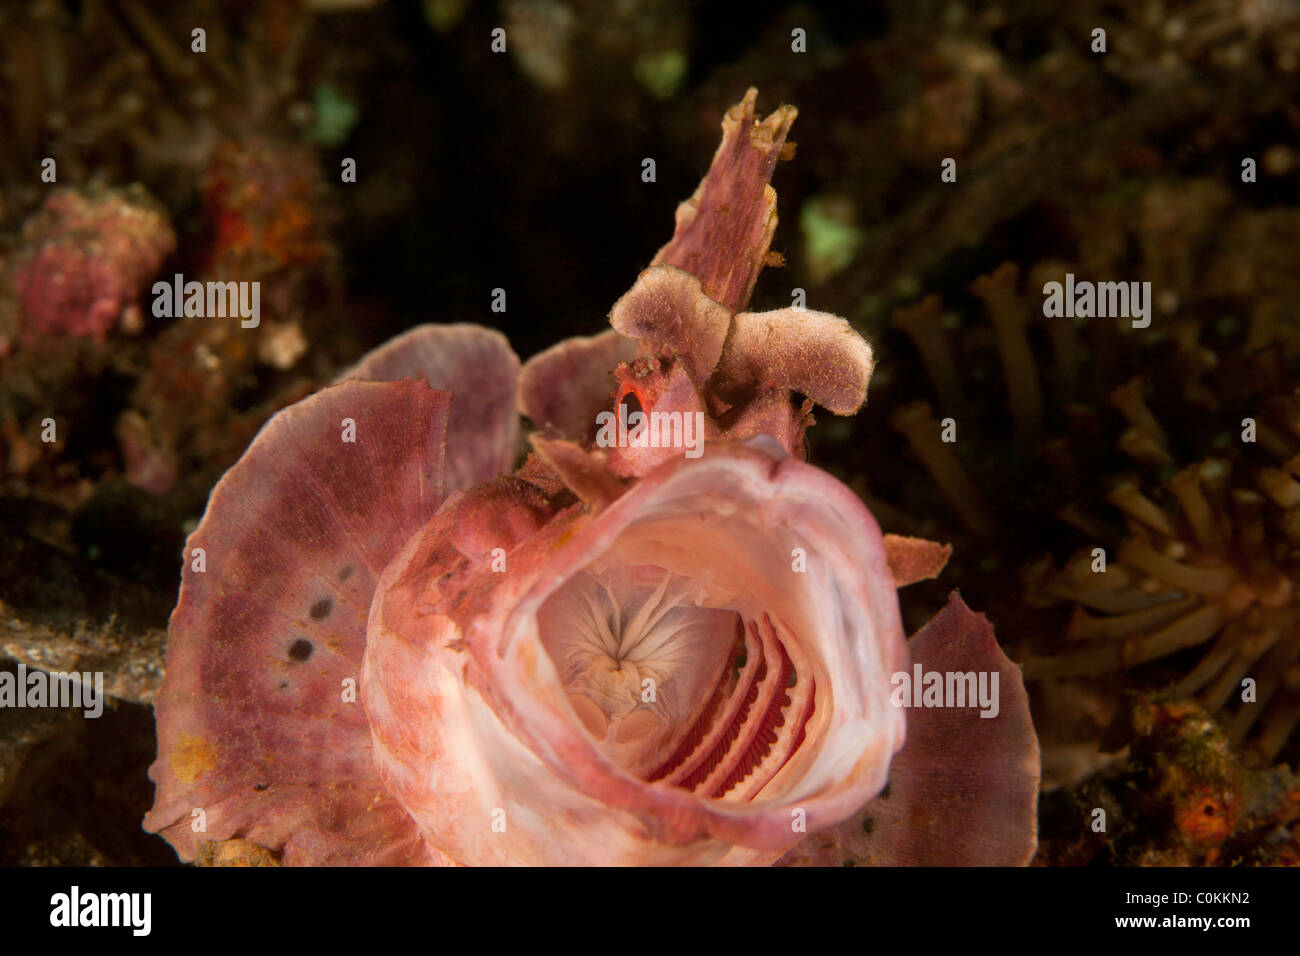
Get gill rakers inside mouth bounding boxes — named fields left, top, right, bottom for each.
left=537, top=563, right=816, bottom=800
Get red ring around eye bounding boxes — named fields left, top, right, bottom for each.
left=615, top=380, right=649, bottom=420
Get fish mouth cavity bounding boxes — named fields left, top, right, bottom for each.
left=500, top=454, right=908, bottom=832
left=537, top=556, right=817, bottom=801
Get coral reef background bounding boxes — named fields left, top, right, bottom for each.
left=1, top=0, right=1298, bottom=864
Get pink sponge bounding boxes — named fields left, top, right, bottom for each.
left=15, top=184, right=175, bottom=341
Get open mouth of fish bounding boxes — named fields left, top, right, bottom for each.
left=539, top=557, right=816, bottom=799
left=475, top=447, right=909, bottom=844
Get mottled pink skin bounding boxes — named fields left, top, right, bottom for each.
left=610, top=265, right=732, bottom=383
left=650, top=88, right=794, bottom=313
left=597, top=265, right=873, bottom=474
left=145, top=322, right=525, bottom=864
left=144, top=378, right=452, bottom=864
left=339, top=324, right=521, bottom=495
left=364, top=439, right=910, bottom=865
left=517, top=329, right=640, bottom=443
left=606, top=361, right=715, bottom=477
left=15, top=185, right=175, bottom=341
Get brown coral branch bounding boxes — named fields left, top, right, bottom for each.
left=890, top=401, right=995, bottom=537
left=971, top=263, right=1042, bottom=444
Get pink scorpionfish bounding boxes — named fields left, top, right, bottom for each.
left=144, top=89, right=1039, bottom=866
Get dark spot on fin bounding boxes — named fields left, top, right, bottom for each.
left=289, top=638, right=313, bottom=661
left=339, top=565, right=354, bottom=581
left=253, top=782, right=269, bottom=792
left=310, top=598, right=332, bottom=620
